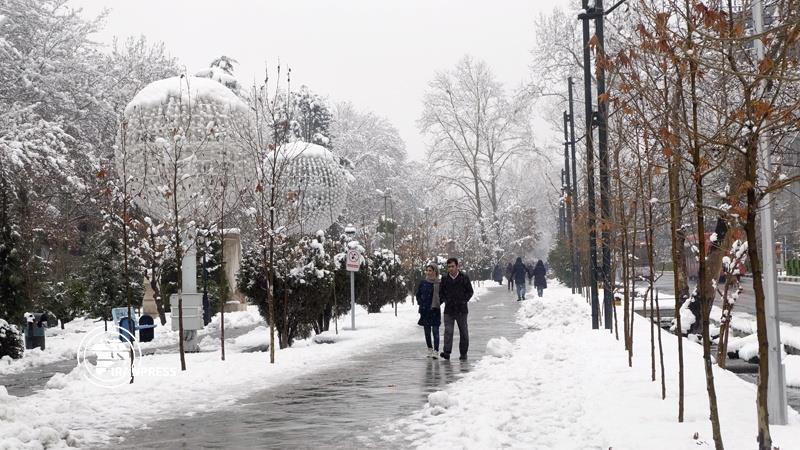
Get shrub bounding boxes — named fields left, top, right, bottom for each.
left=0, top=319, right=23, bottom=359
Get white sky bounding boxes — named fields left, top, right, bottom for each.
left=72, top=0, right=570, bottom=161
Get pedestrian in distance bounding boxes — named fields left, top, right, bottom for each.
left=526, top=262, right=534, bottom=285
left=533, top=259, right=547, bottom=297
left=416, top=263, right=442, bottom=359
left=440, top=257, right=473, bottom=361
left=512, top=257, right=528, bottom=301
left=505, top=262, right=514, bottom=291
left=492, top=264, right=503, bottom=285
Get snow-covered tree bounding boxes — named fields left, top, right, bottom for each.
left=291, top=85, right=333, bottom=147
left=419, top=55, right=536, bottom=258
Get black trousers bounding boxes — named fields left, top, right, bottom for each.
left=443, top=311, right=469, bottom=357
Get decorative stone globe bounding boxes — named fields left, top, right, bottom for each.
left=274, top=141, right=350, bottom=235
left=117, top=75, right=249, bottom=222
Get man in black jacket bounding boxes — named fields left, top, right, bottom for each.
left=439, top=257, right=474, bottom=360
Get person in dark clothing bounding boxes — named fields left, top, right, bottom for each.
left=505, top=262, right=514, bottom=291
left=416, top=264, right=442, bottom=359
left=492, top=264, right=503, bottom=285
left=512, top=257, right=528, bottom=301
left=526, top=262, right=534, bottom=284
left=533, top=259, right=547, bottom=297
left=439, top=257, right=473, bottom=361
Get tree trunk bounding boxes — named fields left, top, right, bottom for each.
left=667, top=151, right=687, bottom=422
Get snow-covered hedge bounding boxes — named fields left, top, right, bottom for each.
left=0, top=319, right=23, bottom=359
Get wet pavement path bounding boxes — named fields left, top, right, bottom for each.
left=114, top=284, right=524, bottom=450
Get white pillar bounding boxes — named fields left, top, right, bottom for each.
left=182, top=243, right=198, bottom=294
left=753, top=0, right=788, bottom=426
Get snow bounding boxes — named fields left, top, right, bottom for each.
left=787, top=355, right=800, bottom=388
left=123, top=75, right=247, bottom=116
left=383, top=286, right=800, bottom=449
left=0, top=301, right=419, bottom=448
left=485, top=337, right=514, bottom=358
left=277, top=141, right=339, bottom=162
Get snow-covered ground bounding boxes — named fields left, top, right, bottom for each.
left=0, top=301, right=419, bottom=449
left=0, top=307, right=263, bottom=375
left=384, top=286, right=800, bottom=450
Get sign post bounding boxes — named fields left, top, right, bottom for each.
left=346, top=249, right=360, bottom=330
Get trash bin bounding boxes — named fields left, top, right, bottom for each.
left=23, top=312, right=48, bottom=350
left=138, top=315, right=156, bottom=343
left=118, top=317, right=136, bottom=343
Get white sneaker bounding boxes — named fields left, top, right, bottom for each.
left=431, top=349, right=439, bottom=359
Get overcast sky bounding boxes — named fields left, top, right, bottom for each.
left=72, top=0, right=570, bottom=161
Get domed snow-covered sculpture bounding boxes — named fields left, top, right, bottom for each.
left=117, top=75, right=249, bottom=349
left=274, top=141, right=350, bottom=235
left=117, top=75, right=249, bottom=221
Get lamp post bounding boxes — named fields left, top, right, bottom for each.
left=198, top=231, right=210, bottom=326
left=376, top=188, right=398, bottom=316
left=344, top=224, right=358, bottom=330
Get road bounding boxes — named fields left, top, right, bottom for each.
left=653, top=272, right=800, bottom=326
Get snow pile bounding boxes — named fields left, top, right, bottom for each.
left=516, top=292, right=587, bottom=330
left=726, top=333, right=758, bottom=360
left=712, top=305, right=800, bottom=351
left=231, top=325, right=270, bottom=350
left=427, top=390, right=457, bottom=414
left=383, top=286, right=800, bottom=449
left=44, top=366, right=86, bottom=390
left=786, top=355, right=800, bottom=388
left=0, top=386, right=80, bottom=448
left=0, top=317, right=103, bottom=375
left=485, top=337, right=513, bottom=358
left=204, top=307, right=264, bottom=335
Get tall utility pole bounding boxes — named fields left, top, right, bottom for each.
left=568, top=77, right=581, bottom=296
left=752, top=0, right=788, bottom=426
left=579, top=0, right=600, bottom=329
left=563, top=111, right=577, bottom=294
left=579, top=0, right=626, bottom=330
left=594, top=0, right=613, bottom=331
left=559, top=168, right=567, bottom=239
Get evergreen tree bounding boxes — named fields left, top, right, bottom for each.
left=291, top=86, right=333, bottom=147
left=0, top=222, right=25, bottom=322
left=0, top=319, right=23, bottom=359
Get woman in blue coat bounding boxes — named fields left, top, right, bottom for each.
left=416, top=263, right=442, bottom=358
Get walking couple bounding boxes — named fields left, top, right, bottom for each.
left=511, top=257, right=547, bottom=301
left=415, top=258, right=473, bottom=361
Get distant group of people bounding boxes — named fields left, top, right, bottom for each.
left=492, top=258, right=547, bottom=301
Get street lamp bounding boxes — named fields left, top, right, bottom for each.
left=197, top=231, right=211, bottom=326
left=417, top=207, right=431, bottom=262
left=344, top=224, right=356, bottom=239
left=376, top=188, right=398, bottom=316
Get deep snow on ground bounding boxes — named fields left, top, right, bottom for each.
left=383, top=286, right=800, bottom=450
left=0, top=308, right=264, bottom=376
left=0, top=301, right=419, bottom=449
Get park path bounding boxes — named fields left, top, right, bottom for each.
left=114, top=283, right=524, bottom=450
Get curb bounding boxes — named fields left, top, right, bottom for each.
left=742, top=274, right=800, bottom=283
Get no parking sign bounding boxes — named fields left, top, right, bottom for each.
left=346, top=249, right=360, bottom=272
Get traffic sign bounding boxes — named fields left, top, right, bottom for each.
left=346, top=249, right=360, bottom=272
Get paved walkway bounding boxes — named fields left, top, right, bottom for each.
left=113, top=284, right=525, bottom=449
